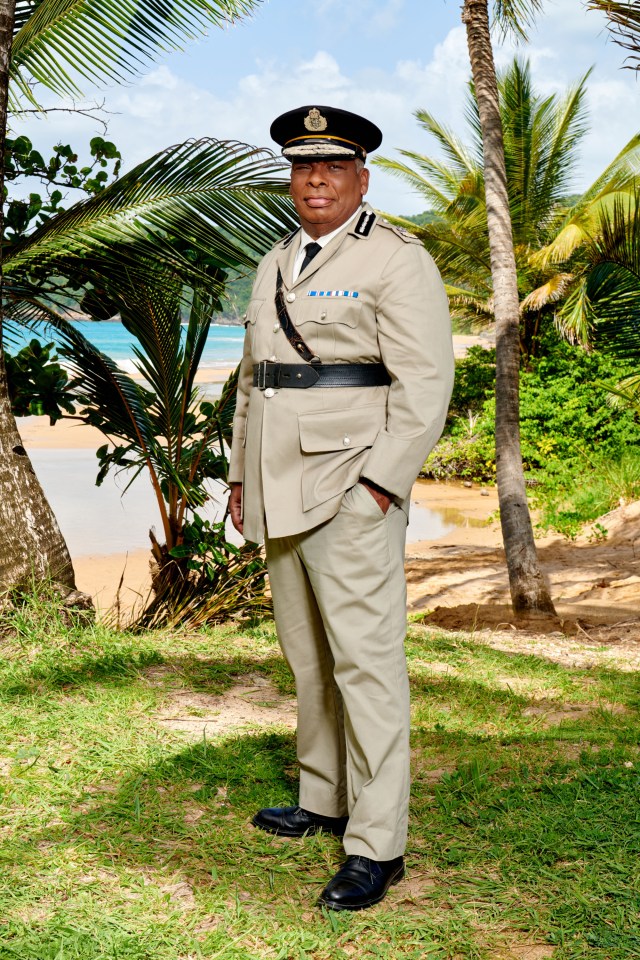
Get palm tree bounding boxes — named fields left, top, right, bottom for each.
left=2, top=135, right=295, bottom=597
left=567, top=193, right=640, bottom=413
left=588, top=0, right=640, bottom=69
left=375, top=60, right=640, bottom=360
left=0, top=0, right=262, bottom=592
left=458, top=0, right=555, bottom=616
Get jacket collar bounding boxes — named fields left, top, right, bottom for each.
left=277, top=202, right=377, bottom=290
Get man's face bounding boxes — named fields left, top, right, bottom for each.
left=289, top=160, right=370, bottom=238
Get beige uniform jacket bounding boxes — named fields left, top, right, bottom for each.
left=228, top=203, right=455, bottom=543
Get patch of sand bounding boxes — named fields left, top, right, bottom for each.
left=149, top=670, right=297, bottom=739
left=17, top=407, right=640, bottom=641
left=407, top=487, right=640, bottom=640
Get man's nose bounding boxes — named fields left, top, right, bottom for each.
left=308, top=164, right=327, bottom=185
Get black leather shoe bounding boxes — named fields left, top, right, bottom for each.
left=317, top=855, right=405, bottom=911
left=252, top=805, right=349, bottom=837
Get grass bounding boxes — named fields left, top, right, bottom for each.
left=0, top=592, right=639, bottom=958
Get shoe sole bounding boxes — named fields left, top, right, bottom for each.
left=252, top=815, right=347, bottom=838
left=317, top=865, right=406, bottom=911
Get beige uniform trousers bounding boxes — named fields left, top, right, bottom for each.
left=265, top=481, right=410, bottom=861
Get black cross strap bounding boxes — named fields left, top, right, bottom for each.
left=275, top=267, right=320, bottom=365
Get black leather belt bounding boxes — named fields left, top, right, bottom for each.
left=252, top=361, right=391, bottom=390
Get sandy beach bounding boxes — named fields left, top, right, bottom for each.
left=19, top=333, right=639, bottom=638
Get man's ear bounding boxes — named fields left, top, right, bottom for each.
left=360, top=167, right=370, bottom=197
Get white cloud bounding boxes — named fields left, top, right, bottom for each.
left=316, top=0, right=405, bottom=36
left=12, top=38, right=472, bottom=214
left=10, top=14, right=640, bottom=216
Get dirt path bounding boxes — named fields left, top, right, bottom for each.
left=407, top=484, right=640, bottom=642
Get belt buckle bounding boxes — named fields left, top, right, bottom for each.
left=256, top=360, right=280, bottom=390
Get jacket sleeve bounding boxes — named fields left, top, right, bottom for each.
left=360, top=241, right=454, bottom=499
left=227, top=324, right=254, bottom=484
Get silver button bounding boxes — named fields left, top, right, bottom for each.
left=242, top=313, right=247, bottom=320
left=286, top=292, right=296, bottom=303
left=343, top=436, right=351, bottom=446
left=273, top=323, right=280, bottom=332
left=320, top=312, right=327, bottom=319
left=264, top=387, right=275, bottom=398
left=269, top=355, right=277, bottom=362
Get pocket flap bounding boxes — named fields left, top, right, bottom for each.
left=299, top=405, right=384, bottom=453
left=243, top=298, right=264, bottom=326
left=297, top=299, right=362, bottom=327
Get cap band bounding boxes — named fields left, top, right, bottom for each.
left=284, top=133, right=364, bottom=151
left=284, top=145, right=357, bottom=159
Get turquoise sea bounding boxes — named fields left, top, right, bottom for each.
left=10, top=320, right=246, bottom=374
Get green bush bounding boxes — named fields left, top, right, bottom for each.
left=532, top=450, right=640, bottom=539
left=446, top=345, right=496, bottom=422
left=424, top=338, right=640, bottom=482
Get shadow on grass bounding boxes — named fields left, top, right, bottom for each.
left=7, top=721, right=640, bottom=959
left=0, top=642, right=294, bottom=700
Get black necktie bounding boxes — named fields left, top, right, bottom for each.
left=300, top=241, right=322, bottom=272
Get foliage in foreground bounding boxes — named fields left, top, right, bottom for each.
left=0, top=592, right=639, bottom=958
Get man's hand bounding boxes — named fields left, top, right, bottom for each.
left=358, top=477, right=392, bottom=515
left=228, top=482, right=244, bottom=535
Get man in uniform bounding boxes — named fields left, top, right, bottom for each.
left=228, top=105, right=454, bottom=911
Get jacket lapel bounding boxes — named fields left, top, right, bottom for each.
left=275, top=232, right=300, bottom=291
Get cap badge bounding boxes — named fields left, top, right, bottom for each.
left=304, top=108, right=328, bottom=132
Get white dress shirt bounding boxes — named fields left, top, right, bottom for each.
left=292, top=206, right=362, bottom=282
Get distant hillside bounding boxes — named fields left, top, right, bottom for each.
left=403, top=210, right=440, bottom=226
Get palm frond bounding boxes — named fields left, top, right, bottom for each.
left=10, top=0, right=260, bottom=103
left=492, top=0, right=544, bottom=40
left=587, top=196, right=640, bottom=359
left=415, top=110, right=479, bottom=177
left=5, top=293, right=165, bottom=464
left=533, top=131, right=640, bottom=268
left=4, top=139, right=296, bottom=291
left=602, top=374, right=640, bottom=415
left=535, top=71, right=591, bottom=213
left=210, top=364, right=239, bottom=447
left=371, top=156, right=456, bottom=212
left=588, top=0, right=640, bottom=68
left=520, top=273, right=574, bottom=312
left=554, top=276, right=595, bottom=345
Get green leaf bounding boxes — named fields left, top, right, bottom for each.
left=10, top=0, right=262, bottom=104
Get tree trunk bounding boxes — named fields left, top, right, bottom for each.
left=462, top=0, right=556, bottom=614
left=0, top=0, right=76, bottom=592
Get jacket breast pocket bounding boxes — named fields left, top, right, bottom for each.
left=297, top=298, right=363, bottom=328
left=296, top=299, right=364, bottom=362
left=243, top=298, right=265, bottom=327
left=298, top=404, right=385, bottom=511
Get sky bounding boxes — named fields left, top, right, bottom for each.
left=14, top=0, right=640, bottom=215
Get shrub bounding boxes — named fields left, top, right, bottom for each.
left=424, top=338, right=640, bottom=482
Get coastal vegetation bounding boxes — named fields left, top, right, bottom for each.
left=377, top=52, right=640, bottom=545
left=0, top=0, right=295, bottom=599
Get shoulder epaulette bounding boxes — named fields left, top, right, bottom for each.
left=376, top=218, right=423, bottom=245
left=353, top=209, right=376, bottom=237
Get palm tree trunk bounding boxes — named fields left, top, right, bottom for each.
left=0, top=0, right=76, bottom=591
left=462, top=0, right=556, bottom=614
